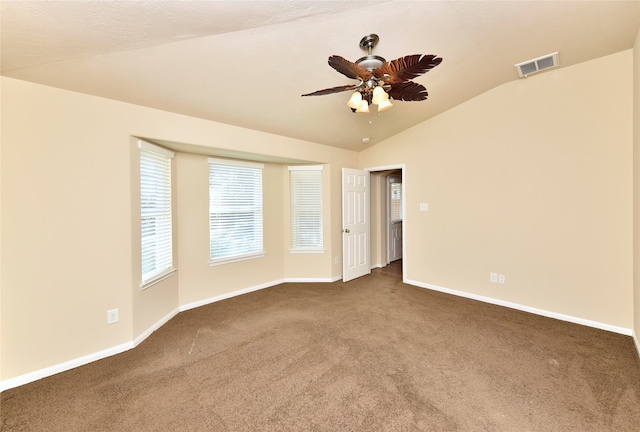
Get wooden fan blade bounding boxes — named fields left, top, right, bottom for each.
left=301, top=84, right=357, bottom=97
left=328, top=55, right=372, bottom=81
left=387, top=81, right=429, bottom=101
left=375, top=54, right=442, bottom=83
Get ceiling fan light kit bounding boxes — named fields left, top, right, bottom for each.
left=347, top=91, right=363, bottom=109
left=377, top=98, right=393, bottom=112
left=302, top=34, right=442, bottom=114
left=355, top=100, right=370, bottom=113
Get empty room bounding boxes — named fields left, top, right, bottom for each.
left=1, top=1, right=640, bottom=430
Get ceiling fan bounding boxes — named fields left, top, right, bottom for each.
left=302, top=34, right=442, bottom=113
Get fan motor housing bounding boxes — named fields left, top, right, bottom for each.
left=357, top=55, right=385, bottom=71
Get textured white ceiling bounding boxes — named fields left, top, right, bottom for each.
left=2, top=1, right=639, bottom=151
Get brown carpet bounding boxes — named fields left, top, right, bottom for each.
left=2, top=262, right=640, bottom=431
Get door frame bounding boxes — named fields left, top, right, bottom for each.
left=365, top=164, right=406, bottom=281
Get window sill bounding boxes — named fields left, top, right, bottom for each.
left=209, top=251, right=266, bottom=266
left=289, top=248, right=325, bottom=254
left=140, top=269, right=176, bottom=290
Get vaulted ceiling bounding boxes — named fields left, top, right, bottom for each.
left=2, top=1, right=639, bottom=150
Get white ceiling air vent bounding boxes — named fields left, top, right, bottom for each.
left=514, top=52, right=559, bottom=78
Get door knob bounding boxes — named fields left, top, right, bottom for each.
left=343, top=229, right=350, bottom=233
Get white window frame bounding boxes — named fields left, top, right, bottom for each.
left=289, top=165, right=324, bottom=253
left=139, top=140, right=175, bottom=289
left=389, top=178, right=403, bottom=223
left=209, top=158, right=265, bottom=266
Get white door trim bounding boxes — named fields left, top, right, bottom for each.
left=365, top=164, right=406, bottom=282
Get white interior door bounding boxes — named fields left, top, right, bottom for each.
left=342, top=168, right=370, bottom=282
left=389, top=222, right=403, bottom=262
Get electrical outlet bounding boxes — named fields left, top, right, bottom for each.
left=490, top=272, right=498, bottom=283
left=419, top=203, right=429, bottom=211
left=498, top=274, right=506, bottom=284
left=107, top=308, right=119, bottom=324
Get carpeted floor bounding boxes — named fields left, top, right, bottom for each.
left=2, top=261, right=640, bottom=431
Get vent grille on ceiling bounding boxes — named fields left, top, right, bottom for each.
left=514, top=52, right=559, bottom=78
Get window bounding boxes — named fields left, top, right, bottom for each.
left=209, top=158, right=264, bottom=265
left=390, top=179, right=403, bottom=222
left=139, top=140, right=174, bottom=287
left=289, top=166, right=323, bottom=252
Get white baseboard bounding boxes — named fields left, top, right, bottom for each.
left=284, top=277, right=337, bottom=283
left=1, top=280, right=287, bottom=393
left=2, top=277, right=353, bottom=392
left=0, top=341, right=134, bottom=393
left=0, top=308, right=182, bottom=393
left=180, top=277, right=343, bottom=311
left=180, top=279, right=285, bottom=312
left=7, top=276, right=631, bottom=393
left=133, top=307, right=181, bottom=346
left=633, top=331, right=640, bottom=360
left=405, top=278, right=633, bottom=336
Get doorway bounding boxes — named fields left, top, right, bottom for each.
left=367, top=165, right=405, bottom=277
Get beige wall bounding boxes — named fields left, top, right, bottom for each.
left=2, top=43, right=637, bottom=386
left=1, top=80, right=135, bottom=380
left=361, top=50, right=634, bottom=330
left=129, top=138, right=180, bottom=338
left=282, top=165, right=335, bottom=280
left=175, top=154, right=285, bottom=305
left=633, top=28, right=640, bottom=349
left=0, top=77, right=357, bottom=382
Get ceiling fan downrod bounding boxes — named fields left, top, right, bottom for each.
left=356, top=34, right=386, bottom=71
left=350, top=34, right=391, bottom=112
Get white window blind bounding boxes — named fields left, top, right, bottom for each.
left=209, top=158, right=264, bottom=264
left=390, top=180, right=403, bottom=222
left=289, top=166, right=323, bottom=251
left=139, top=140, right=174, bottom=286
